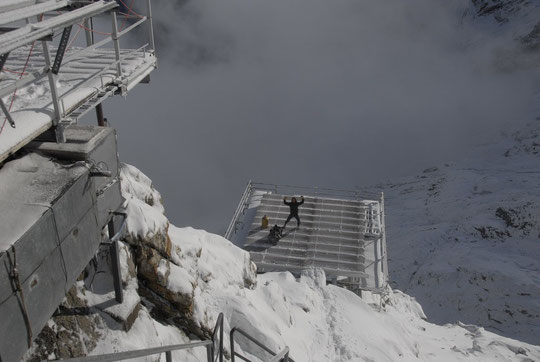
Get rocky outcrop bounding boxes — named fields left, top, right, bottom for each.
left=25, top=286, right=102, bottom=361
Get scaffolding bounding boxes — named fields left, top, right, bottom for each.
left=0, top=0, right=157, bottom=163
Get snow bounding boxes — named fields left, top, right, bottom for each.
left=76, top=163, right=540, bottom=362
left=120, top=163, right=168, bottom=240
left=0, top=152, right=87, bottom=251
left=367, top=120, right=540, bottom=345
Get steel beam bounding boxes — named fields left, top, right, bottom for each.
left=111, top=11, right=122, bottom=78
left=0, top=98, right=15, bottom=128
left=0, top=1, right=117, bottom=55
left=0, top=1, right=69, bottom=27
left=41, top=40, right=62, bottom=124
left=52, top=25, right=72, bottom=75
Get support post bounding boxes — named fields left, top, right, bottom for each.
left=41, top=41, right=62, bottom=122
left=206, top=344, right=213, bottom=362
left=0, top=98, right=15, bottom=128
left=83, top=17, right=106, bottom=126
left=111, top=11, right=122, bottom=77
left=165, top=351, right=172, bottom=362
left=84, top=17, right=93, bottom=46
left=109, top=221, right=124, bottom=303
left=0, top=51, right=9, bottom=72
left=96, top=103, right=105, bottom=126
left=145, top=0, right=155, bottom=53
left=219, top=319, right=223, bottom=362
left=380, top=192, right=388, bottom=287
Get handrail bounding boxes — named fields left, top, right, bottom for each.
left=224, top=180, right=253, bottom=240
left=251, top=182, right=380, bottom=202
left=211, top=312, right=224, bottom=362
left=55, top=312, right=224, bottom=362
left=269, top=348, right=289, bottom=362
left=58, top=340, right=213, bottom=362
left=230, top=327, right=294, bottom=362
left=0, top=1, right=118, bottom=55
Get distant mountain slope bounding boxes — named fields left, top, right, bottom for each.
left=369, top=120, right=540, bottom=344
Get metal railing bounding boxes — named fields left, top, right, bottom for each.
left=230, top=327, right=293, bottom=362
left=224, top=180, right=254, bottom=240
left=251, top=182, right=381, bottom=202
left=56, top=312, right=224, bottom=362
left=0, top=0, right=156, bottom=142
left=269, top=348, right=290, bottom=362
left=225, top=181, right=382, bottom=241
left=211, top=312, right=224, bottom=362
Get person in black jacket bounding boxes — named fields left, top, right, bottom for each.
left=283, top=196, right=304, bottom=229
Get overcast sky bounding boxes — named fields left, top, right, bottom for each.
left=95, top=0, right=538, bottom=234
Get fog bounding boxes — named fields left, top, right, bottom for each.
left=100, top=0, right=538, bottom=233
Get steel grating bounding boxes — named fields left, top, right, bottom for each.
left=237, top=192, right=385, bottom=289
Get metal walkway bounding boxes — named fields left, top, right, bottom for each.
left=0, top=0, right=157, bottom=163
left=226, top=183, right=388, bottom=292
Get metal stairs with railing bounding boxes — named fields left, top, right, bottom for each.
left=54, top=312, right=292, bottom=362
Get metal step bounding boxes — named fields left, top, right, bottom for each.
left=66, top=85, right=118, bottom=120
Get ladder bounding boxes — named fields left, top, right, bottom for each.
left=65, top=84, right=118, bottom=122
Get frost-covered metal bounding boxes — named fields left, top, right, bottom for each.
left=0, top=0, right=157, bottom=162
left=226, top=182, right=389, bottom=293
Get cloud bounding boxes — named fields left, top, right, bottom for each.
left=103, top=0, right=539, bottom=233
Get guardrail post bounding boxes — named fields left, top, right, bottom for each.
left=206, top=344, right=213, bottom=362
left=84, top=17, right=93, bottom=46
left=230, top=328, right=236, bottom=362
left=380, top=192, right=388, bottom=287
left=165, top=351, right=172, bottom=362
left=219, top=316, right=223, bottom=362
left=146, top=0, right=155, bottom=53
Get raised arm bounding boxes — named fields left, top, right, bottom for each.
left=283, top=197, right=291, bottom=205
left=298, top=196, right=305, bottom=205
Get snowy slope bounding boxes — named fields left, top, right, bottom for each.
left=364, top=119, right=540, bottom=345
left=26, top=162, right=540, bottom=361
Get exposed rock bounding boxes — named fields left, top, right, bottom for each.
left=124, top=224, right=173, bottom=260
left=25, top=286, right=101, bottom=361
left=136, top=244, right=195, bottom=313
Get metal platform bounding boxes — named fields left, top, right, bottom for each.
left=226, top=183, right=389, bottom=292
left=0, top=0, right=157, bottom=163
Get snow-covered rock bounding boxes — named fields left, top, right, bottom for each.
left=366, top=120, right=540, bottom=345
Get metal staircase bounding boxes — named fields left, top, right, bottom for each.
left=55, top=313, right=291, bottom=362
